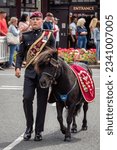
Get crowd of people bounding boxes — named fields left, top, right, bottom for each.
left=68, top=15, right=100, bottom=63
left=0, top=10, right=100, bottom=69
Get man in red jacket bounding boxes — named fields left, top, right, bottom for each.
left=0, top=10, right=8, bottom=36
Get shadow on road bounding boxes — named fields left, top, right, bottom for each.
left=11, top=129, right=82, bottom=150
left=0, top=142, right=11, bottom=150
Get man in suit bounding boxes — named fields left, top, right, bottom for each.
left=15, top=11, right=55, bottom=141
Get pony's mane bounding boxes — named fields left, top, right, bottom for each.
left=34, top=47, right=57, bottom=65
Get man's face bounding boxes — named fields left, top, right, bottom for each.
left=30, top=17, right=43, bottom=29
left=47, top=16, right=53, bottom=22
left=0, top=13, right=6, bottom=18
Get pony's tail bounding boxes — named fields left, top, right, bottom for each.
left=74, top=103, right=82, bottom=116
left=64, top=103, right=82, bottom=118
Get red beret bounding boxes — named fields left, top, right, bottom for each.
left=30, top=11, right=43, bottom=19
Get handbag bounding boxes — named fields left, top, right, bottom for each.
left=6, top=32, right=20, bottom=45
left=87, top=39, right=96, bottom=49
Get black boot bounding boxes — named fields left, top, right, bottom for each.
left=23, top=127, right=33, bottom=141
left=34, top=132, right=42, bottom=141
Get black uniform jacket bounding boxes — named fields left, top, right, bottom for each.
left=15, top=29, right=56, bottom=79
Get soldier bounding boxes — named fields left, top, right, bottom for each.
left=15, top=11, right=55, bottom=141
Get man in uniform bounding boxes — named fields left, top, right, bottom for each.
left=15, top=11, right=55, bottom=141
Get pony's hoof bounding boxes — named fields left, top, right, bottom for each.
left=61, top=127, right=67, bottom=134
left=61, top=129, right=66, bottom=134
left=82, top=126, right=88, bottom=130
left=64, top=137, right=71, bottom=142
left=71, top=128, right=77, bottom=133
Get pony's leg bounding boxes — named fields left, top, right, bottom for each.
left=71, top=115, right=77, bottom=133
left=82, top=102, right=88, bottom=130
left=56, top=102, right=67, bottom=134
left=71, top=103, right=82, bottom=133
left=65, top=105, right=76, bottom=141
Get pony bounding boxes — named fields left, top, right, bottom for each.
left=34, top=47, right=94, bottom=141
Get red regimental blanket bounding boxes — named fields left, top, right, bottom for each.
left=70, top=64, right=95, bottom=103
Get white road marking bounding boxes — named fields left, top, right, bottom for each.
left=3, top=133, right=24, bottom=150
left=0, top=74, right=15, bottom=76
left=51, top=103, right=56, bottom=106
left=0, top=74, right=24, bottom=76
left=0, top=85, right=23, bottom=90
left=3, top=123, right=35, bottom=150
left=1, top=86, right=22, bottom=88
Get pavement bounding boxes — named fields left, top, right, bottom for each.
left=89, top=64, right=100, bottom=69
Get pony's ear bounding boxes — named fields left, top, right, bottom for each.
left=50, top=58, right=58, bottom=67
left=44, top=46, right=58, bottom=59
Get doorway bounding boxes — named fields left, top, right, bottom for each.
left=50, top=8, right=69, bottom=48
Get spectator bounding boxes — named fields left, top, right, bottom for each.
left=18, top=13, right=31, bottom=33
left=18, top=14, right=31, bottom=66
left=8, top=17, right=21, bottom=69
left=77, top=18, right=87, bottom=49
left=94, top=21, right=100, bottom=63
left=68, top=16, right=77, bottom=48
left=0, top=10, right=8, bottom=36
left=89, top=17, right=98, bottom=40
left=53, top=17, right=60, bottom=49
left=43, top=12, right=54, bottom=30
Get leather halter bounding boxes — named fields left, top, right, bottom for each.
left=41, top=58, right=77, bottom=103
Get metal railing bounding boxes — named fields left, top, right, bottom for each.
left=0, top=36, right=9, bottom=63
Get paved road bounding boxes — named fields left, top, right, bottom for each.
left=0, top=68, right=100, bottom=150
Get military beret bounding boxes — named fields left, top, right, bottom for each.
left=30, top=11, right=43, bottom=19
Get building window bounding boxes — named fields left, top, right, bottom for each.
left=0, top=0, right=16, bottom=6
left=77, top=0, right=84, bottom=2
left=54, top=0, right=69, bottom=4
left=21, top=0, right=37, bottom=8
left=91, top=0, right=96, bottom=1
left=71, top=0, right=96, bottom=2
left=0, top=0, right=6, bottom=6
left=49, top=0, right=96, bottom=4
left=49, top=0, right=69, bottom=4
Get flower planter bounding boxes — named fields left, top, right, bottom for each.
left=58, top=48, right=97, bottom=65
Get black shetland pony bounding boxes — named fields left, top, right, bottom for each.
left=34, top=47, right=92, bottom=141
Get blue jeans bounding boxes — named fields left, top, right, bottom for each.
left=9, top=44, right=18, bottom=66
left=77, top=36, right=87, bottom=49
left=95, top=41, right=100, bottom=61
